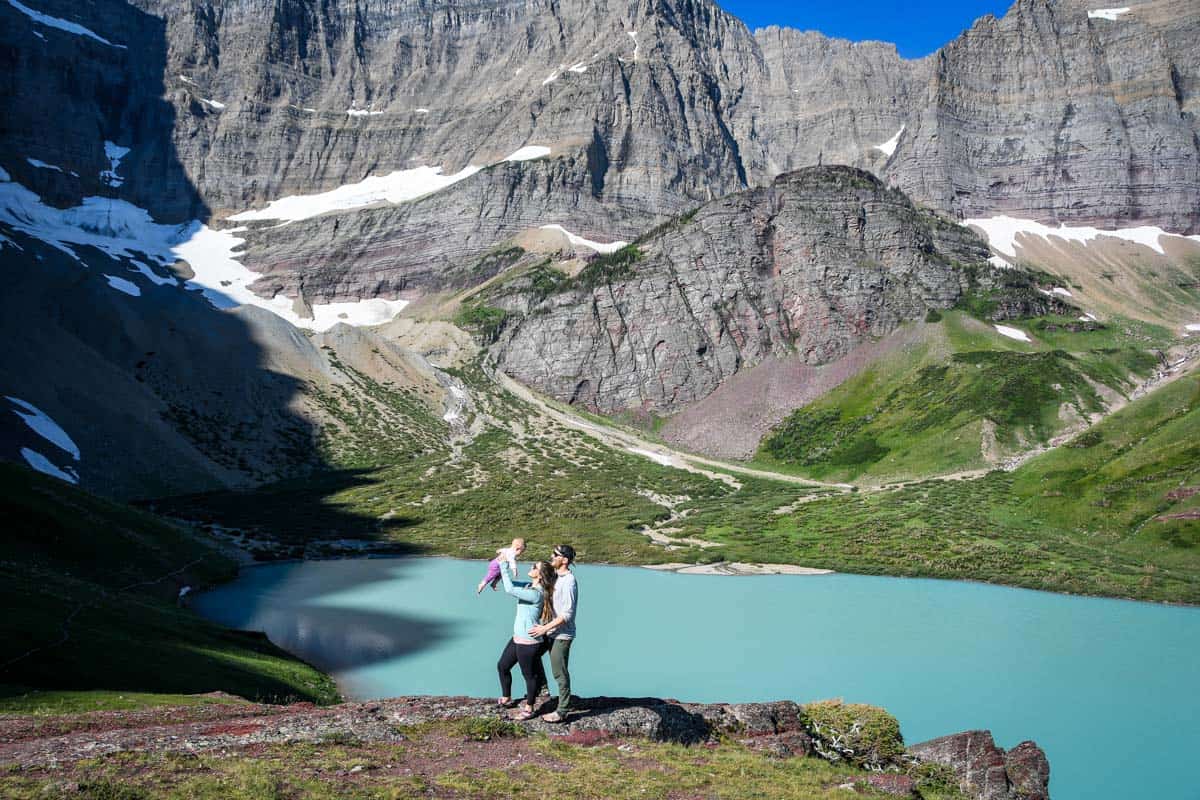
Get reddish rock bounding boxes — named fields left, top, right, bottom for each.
left=1004, top=741, right=1050, bottom=800
left=864, top=772, right=917, bottom=797
left=909, top=730, right=1051, bottom=800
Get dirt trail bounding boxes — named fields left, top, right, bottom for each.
left=491, top=369, right=851, bottom=491
left=492, top=346, right=1198, bottom=495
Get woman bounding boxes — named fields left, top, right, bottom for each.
left=496, top=559, right=557, bottom=720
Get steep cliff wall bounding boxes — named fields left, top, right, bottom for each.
left=4, top=0, right=1197, bottom=306
left=491, top=166, right=995, bottom=413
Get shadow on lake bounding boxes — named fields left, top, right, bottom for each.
left=193, top=558, right=453, bottom=675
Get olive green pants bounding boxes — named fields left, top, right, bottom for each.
left=548, top=636, right=573, bottom=715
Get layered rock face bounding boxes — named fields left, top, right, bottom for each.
left=4, top=0, right=1197, bottom=304
left=492, top=166, right=990, bottom=413
left=909, top=730, right=1051, bottom=800
left=889, top=0, right=1200, bottom=232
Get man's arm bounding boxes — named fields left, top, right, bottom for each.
left=529, top=576, right=575, bottom=636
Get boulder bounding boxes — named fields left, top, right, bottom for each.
left=909, top=730, right=1051, bottom=800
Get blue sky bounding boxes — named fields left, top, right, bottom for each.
left=718, top=1, right=1015, bottom=59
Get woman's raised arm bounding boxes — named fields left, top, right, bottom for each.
left=500, top=564, right=541, bottom=603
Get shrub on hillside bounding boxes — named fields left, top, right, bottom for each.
left=802, top=699, right=905, bottom=770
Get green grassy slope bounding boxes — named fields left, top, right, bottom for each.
left=1011, top=371, right=1200, bottom=565
left=686, top=370, right=1200, bottom=602
left=161, top=349, right=1199, bottom=602
left=757, top=312, right=1168, bottom=482
left=0, top=464, right=338, bottom=708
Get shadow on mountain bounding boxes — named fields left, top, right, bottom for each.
left=0, top=1, right=435, bottom=702
left=148, top=469, right=424, bottom=559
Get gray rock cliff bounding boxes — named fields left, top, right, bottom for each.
left=4, top=0, right=1198, bottom=305
left=490, top=166, right=992, bottom=413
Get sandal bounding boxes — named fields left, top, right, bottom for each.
left=509, top=708, right=536, bottom=721
left=497, top=696, right=515, bottom=708
left=541, top=711, right=565, bottom=724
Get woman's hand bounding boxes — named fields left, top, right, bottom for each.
left=527, top=623, right=550, bottom=637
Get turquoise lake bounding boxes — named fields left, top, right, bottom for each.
left=194, top=557, right=1200, bottom=800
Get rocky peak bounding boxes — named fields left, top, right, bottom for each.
left=491, top=166, right=990, bottom=413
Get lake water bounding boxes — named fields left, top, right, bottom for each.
left=194, top=557, right=1200, bottom=800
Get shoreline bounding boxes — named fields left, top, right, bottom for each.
left=642, top=562, right=835, bottom=576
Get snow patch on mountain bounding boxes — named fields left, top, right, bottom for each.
left=228, top=165, right=482, bottom=223
left=1088, top=8, right=1130, bottom=21
left=0, top=173, right=406, bottom=329
left=964, top=215, right=1200, bottom=258
left=6, top=0, right=124, bottom=48
left=100, top=141, right=129, bottom=187
left=504, top=146, right=551, bottom=162
left=7, top=396, right=80, bottom=460
left=874, top=125, right=905, bottom=157
left=103, top=274, right=141, bottom=296
left=19, top=448, right=78, bottom=483
left=539, top=224, right=628, bottom=254
left=994, top=324, right=1032, bottom=343
left=26, top=158, right=74, bottom=175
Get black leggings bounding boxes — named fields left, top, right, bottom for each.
left=497, top=639, right=547, bottom=706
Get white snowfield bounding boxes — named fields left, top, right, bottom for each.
left=197, top=97, right=226, bottom=111
left=19, top=448, right=78, bottom=483
left=504, top=145, right=551, bottom=162
left=27, top=158, right=60, bottom=173
left=539, top=224, right=629, bottom=254
left=988, top=255, right=1012, bottom=269
left=100, top=141, right=129, bottom=188
left=1088, top=8, right=1130, bottom=21
left=874, top=125, right=905, bottom=157
left=103, top=274, right=141, bottom=296
left=6, top=0, right=124, bottom=48
left=346, top=108, right=384, bottom=117
left=230, top=145, right=551, bottom=224
left=994, top=324, right=1032, bottom=343
left=0, top=170, right=408, bottom=330
left=6, top=396, right=80, bottom=460
left=1186, top=324, right=1200, bottom=332
left=964, top=215, right=1200, bottom=258
left=228, top=165, right=483, bottom=223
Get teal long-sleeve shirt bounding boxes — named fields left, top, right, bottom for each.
left=500, top=567, right=545, bottom=643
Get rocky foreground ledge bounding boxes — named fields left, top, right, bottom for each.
left=0, top=694, right=1048, bottom=799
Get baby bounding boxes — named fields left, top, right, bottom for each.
left=477, top=537, right=526, bottom=594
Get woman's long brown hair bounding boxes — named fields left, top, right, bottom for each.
left=534, top=561, right=557, bottom=624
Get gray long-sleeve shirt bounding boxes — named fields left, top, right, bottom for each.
left=550, top=571, right=577, bottom=640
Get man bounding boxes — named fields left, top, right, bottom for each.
left=528, top=543, right=577, bottom=722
